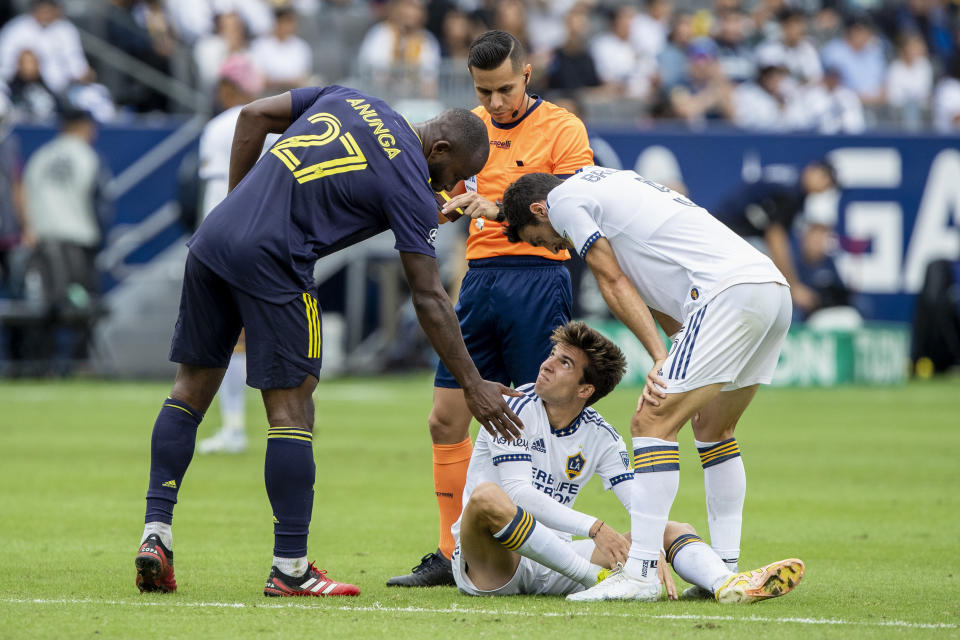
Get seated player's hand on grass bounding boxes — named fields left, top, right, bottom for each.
left=443, top=191, right=501, bottom=221
left=590, top=521, right=630, bottom=567
left=639, top=359, right=668, bottom=410
left=464, top=380, right=524, bottom=441
left=659, top=550, right=678, bottom=600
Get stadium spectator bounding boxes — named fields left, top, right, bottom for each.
left=754, top=8, right=823, bottom=87
left=715, top=159, right=841, bottom=315
left=62, top=72, right=117, bottom=124
left=250, top=7, right=313, bottom=92
left=358, top=0, right=441, bottom=98
left=731, top=62, right=800, bottom=130
left=885, top=32, right=934, bottom=130
left=798, top=64, right=867, bottom=134
left=545, top=4, right=600, bottom=94
left=6, top=49, right=59, bottom=121
left=820, top=15, right=887, bottom=109
left=590, top=4, right=659, bottom=100
left=0, top=92, right=24, bottom=295
left=164, top=0, right=215, bottom=46
left=438, top=8, right=473, bottom=62
left=668, top=38, right=735, bottom=125
left=877, top=0, right=955, bottom=69
left=933, top=52, right=960, bottom=132
left=104, top=0, right=171, bottom=112
left=0, top=0, right=90, bottom=95
left=194, top=11, right=251, bottom=92
left=712, top=8, right=755, bottom=85
left=134, top=86, right=522, bottom=598
left=632, top=0, right=673, bottom=60
left=526, top=0, right=578, bottom=58
left=790, top=218, right=852, bottom=323
left=20, top=108, right=109, bottom=374
left=657, top=12, right=695, bottom=92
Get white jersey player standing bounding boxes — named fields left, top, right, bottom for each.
left=195, top=56, right=267, bottom=455
left=452, top=321, right=804, bottom=603
left=502, top=169, right=795, bottom=602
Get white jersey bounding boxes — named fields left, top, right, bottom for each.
left=547, top=167, right=787, bottom=321
left=453, top=383, right=633, bottom=543
left=198, top=106, right=278, bottom=220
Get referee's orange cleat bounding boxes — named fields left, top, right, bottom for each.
left=264, top=562, right=360, bottom=597
left=135, top=534, right=177, bottom=593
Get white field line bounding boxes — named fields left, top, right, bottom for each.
left=1, top=598, right=956, bottom=630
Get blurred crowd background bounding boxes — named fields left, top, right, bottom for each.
left=1, top=0, right=959, bottom=380
left=1, top=0, right=960, bottom=131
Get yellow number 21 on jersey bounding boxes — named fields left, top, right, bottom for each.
left=270, top=112, right=368, bottom=184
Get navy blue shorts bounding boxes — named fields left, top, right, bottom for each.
left=435, top=256, right=572, bottom=389
left=169, top=252, right=322, bottom=390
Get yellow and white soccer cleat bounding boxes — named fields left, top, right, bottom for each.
left=714, top=558, right=805, bottom=604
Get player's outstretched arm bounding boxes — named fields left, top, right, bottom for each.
left=228, top=92, right=295, bottom=192
left=399, top=251, right=524, bottom=439
left=585, top=238, right=669, bottom=406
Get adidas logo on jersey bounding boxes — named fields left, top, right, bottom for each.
left=531, top=438, right=546, bottom=453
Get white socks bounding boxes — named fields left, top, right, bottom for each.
left=696, top=438, right=745, bottom=572
left=494, top=507, right=602, bottom=587
left=274, top=556, right=308, bottom=577
left=666, top=533, right=732, bottom=593
left=625, top=437, right=680, bottom=581
left=142, top=522, right=172, bottom=549
left=219, top=353, right=247, bottom=434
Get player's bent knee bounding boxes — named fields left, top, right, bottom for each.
left=663, top=521, right=697, bottom=550
left=428, top=397, right=472, bottom=443
left=465, top=482, right=514, bottom=523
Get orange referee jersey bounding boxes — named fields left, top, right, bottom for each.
left=467, top=97, right=593, bottom=261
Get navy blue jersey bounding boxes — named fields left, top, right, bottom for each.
left=188, top=85, right=438, bottom=303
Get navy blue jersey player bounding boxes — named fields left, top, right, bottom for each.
left=134, top=85, right=524, bottom=598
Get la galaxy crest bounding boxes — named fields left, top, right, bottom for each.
left=566, top=452, right=586, bottom=480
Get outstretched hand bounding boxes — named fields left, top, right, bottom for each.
left=442, top=192, right=501, bottom=221
left=463, top=380, right=524, bottom=440
left=659, top=550, right=677, bottom=600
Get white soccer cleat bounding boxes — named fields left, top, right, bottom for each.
left=714, top=558, right=805, bottom=604
left=680, top=584, right=714, bottom=600
left=567, top=566, right=663, bottom=602
left=197, top=428, right=248, bottom=454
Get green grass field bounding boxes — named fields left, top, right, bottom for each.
left=1, top=375, right=958, bottom=639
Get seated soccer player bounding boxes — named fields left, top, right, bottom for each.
left=452, top=321, right=804, bottom=602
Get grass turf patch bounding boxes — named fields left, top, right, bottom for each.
left=0, top=376, right=958, bottom=639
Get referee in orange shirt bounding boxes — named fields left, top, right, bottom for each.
left=388, top=30, right=594, bottom=587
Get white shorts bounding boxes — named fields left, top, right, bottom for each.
left=662, top=282, right=791, bottom=393
left=451, top=538, right=594, bottom=597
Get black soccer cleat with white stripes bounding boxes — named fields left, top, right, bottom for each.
left=264, top=562, right=360, bottom=597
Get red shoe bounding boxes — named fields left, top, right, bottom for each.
left=136, top=534, right=177, bottom=593
left=264, top=562, right=360, bottom=597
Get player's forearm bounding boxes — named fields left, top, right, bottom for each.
left=596, top=273, right=667, bottom=361
left=228, top=93, right=293, bottom=192
left=501, top=478, right=595, bottom=537
left=410, top=288, right=482, bottom=388
left=228, top=109, right=272, bottom=193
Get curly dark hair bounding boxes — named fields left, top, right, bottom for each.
left=551, top=321, right=626, bottom=406
left=502, top=173, right=562, bottom=243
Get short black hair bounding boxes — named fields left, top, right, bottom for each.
left=502, top=173, right=562, bottom=243
left=467, top=30, right=525, bottom=71
left=551, top=321, right=626, bottom=406
left=431, top=107, right=490, bottom=169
